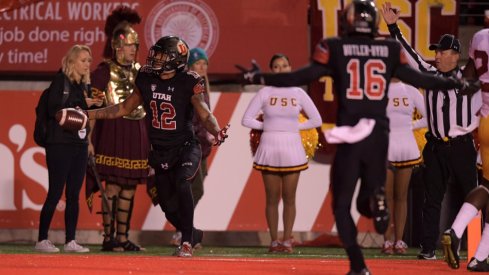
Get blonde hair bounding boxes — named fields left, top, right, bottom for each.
left=61, top=44, right=92, bottom=84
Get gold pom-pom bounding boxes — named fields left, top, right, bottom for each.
left=299, top=113, right=319, bottom=159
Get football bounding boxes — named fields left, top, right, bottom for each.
left=55, top=108, right=88, bottom=131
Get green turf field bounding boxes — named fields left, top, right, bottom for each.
left=0, top=244, right=468, bottom=260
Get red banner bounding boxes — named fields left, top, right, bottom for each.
left=0, top=90, right=356, bottom=232
left=0, top=0, right=309, bottom=74
left=0, top=0, right=42, bottom=13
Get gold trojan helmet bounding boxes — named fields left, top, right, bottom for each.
left=111, top=21, right=139, bottom=51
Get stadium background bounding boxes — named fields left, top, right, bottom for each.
left=0, top=0, right=484, bottom=247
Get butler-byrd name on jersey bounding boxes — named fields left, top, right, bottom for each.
left=343, top=44, right=389, bottom=57
left=153, top=92, right=172, bottom=101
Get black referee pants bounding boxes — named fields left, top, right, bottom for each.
left=421, top=134, right=478, bottom=251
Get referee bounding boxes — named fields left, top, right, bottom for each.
left=381, top=4, right=482, bottom=260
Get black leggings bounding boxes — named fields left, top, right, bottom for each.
left=38, top=143, right=88, bottom=243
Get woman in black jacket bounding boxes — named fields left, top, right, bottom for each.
left=34, top=44, right=93, bottom=253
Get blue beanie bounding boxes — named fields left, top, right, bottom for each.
left=188, top=48, right=208, bottom=66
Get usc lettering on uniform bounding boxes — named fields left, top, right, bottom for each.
left=392, top=97, right=409, bottom=107
left=269, top=97, right=297, bottom=107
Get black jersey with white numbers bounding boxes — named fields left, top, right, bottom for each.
left=135, top=68, right=206, bottom=146
left=312, top=37, right=404, bottom=128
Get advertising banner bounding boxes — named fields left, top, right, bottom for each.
left=0, top=90, right=372, bottom=233
left=0, top=0, right=309, bottom=75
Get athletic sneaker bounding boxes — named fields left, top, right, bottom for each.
left=467, top=257, right=489, bottom=272
left=346, top=268, right=371, bottom=275
left=268, top=240, right=283, bottom=253
left=441, top=228, right=460, bottom=269
left=394, top=240, right=408, bottom=254
left=381, top=240, right=394, bottom=255
left=371, top=187, right=389, bottom=234
left=417, top=249, right=436, bottom=260
left=63, top=240, right=89, bottom=253
left=170, top=231, right=182, bottom=247
left=175, top=242, right=192, bottom=257
left=34, top=240, right=60, bottom=253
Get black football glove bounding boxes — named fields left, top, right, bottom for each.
left=214, top=124, right=230, bottom=146
left=235, top=60, right=263, bottom=85
left=458, top=79, right=481, bottom=96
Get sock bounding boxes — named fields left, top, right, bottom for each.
left=452, top=202, right=478, bottom=238
left=474, top=223, right=489, bottom=261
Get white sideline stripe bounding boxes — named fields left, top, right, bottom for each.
left=187, top=257, right=333, bottom=262
left=195, top=93, right=255, bottom=230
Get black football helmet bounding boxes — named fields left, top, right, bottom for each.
left=146, top=35, right=189, bottom=74
left=341, top=0, right=379, bottom=37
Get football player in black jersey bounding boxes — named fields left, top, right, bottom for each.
left=86, top=35, right=229, bottom=257
left=237, top=0, right=473, bottom=274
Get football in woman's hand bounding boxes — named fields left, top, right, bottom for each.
left=55, top=108, right=88, bottom=131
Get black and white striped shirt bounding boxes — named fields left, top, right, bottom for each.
left=388, top=24, right=481, bottom=140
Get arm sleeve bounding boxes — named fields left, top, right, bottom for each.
left=394, top=64, right=462, bottom=90
left=256, top=62, right=332, bottom=87
left=387, top=23, right=435, bottom=73
left=298, top=89, right=322, bottom=130
left=241, top=90, right=265, bottom=130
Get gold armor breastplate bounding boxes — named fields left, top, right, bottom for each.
left=106, top=60, right=145, bottom=120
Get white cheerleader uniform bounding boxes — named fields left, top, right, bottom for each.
left=386, top=81, right=426, bottom=168
left=242, top=86, right=322, bottom=172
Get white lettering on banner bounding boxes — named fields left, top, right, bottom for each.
left=0, top=144, right=15, bottom=210
left=0, top=52, right=3, bottom=63
left=28, top=27, right=69, bottom=43
left=0, top=1, right=140, bottom=21
left=72, top=27, right=105, bottom=46
left=0, top=2, right=62, bottom=21
left=7, top=48, right=47, bottom=64
left=0, top=27, right=25, bottom=45
left=20, top=147, right=48, bottom=211
left=66, top=2, right=140, bottom=21
left=0, top=124, right=48, bottom=211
